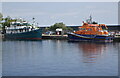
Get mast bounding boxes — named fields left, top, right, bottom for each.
left=89, top=15, right=92, bottom=24
left=32, top=17, right=36, bottom=28
left=86, top=15, right=92, bottom=24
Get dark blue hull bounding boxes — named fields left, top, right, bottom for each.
left=4, top=29, right=42, bottom=40
left=68, top=33, right=113, bottom=42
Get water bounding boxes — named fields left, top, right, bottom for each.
left=0, top=39, right=2, bottom=77
left=2, top=40, right=119, bottom=76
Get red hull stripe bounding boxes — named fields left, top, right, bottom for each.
left=16, top=38, right=42, bottom=40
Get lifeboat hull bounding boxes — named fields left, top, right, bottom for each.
left=68, top=33, right=113, bottom=42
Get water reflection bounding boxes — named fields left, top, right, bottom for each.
left=2, top=40, right=118, bottom=76
left=0, top=40, right=2, bottom=77
left=77, top=42, right=108, bottom=63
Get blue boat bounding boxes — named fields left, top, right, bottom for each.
left=3, top=19, right=42, bottom=40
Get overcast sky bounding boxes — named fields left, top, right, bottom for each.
left=2, top=2, right=118, bottom=26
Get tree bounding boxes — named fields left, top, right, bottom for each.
left=66, top=27, right=73, bottom=32
left=2, top=16, right=11, bottom=27
left=0, top=13, right=3, bottom=21
left=45, top=27, right=49, bottom=32
left=1, top=16, right=12, bottom=33
left=49, top=22, right=65, bottom=31
left=49, top=22, right=73, bottom=32
left=2, top=16, right=18, bottom=27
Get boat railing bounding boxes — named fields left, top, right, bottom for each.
left=5, top=26, right=38, bottom=34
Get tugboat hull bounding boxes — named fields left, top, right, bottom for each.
left=4, top=29, right=42, bottom=40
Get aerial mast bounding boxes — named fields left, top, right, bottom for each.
left=32, top=17, right=36, bottom=28
left=86, top=15, right=92, bottom=24
left=89, top=15, right=92, bottom=24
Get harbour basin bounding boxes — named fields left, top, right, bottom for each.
left=2, top=40, right=119, bottom=76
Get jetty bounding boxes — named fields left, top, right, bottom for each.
left=42, top=34, right=68, bottom=40
left=113, top=33, right=120, bottom=42
left=0, top=34, right=3, bottom=39
left=42, top=34, right=120, bottom=41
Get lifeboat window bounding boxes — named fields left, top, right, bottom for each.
left=88, top=28, right=92, bottom=31
left=79, top=28, right=81, bottom=30
left=101, top=26, right=107, bottom=30
left=79, top=28, right=86, bottom=30
left=79, top=28, right=82, bottom=30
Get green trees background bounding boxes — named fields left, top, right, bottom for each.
left=48, top=22, right=73, bottom=32
left=0, top=13, right=3, bottom=30
left=0, top=13, right=3, bottom=21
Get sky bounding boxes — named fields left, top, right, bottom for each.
left=1, top=0, right=119, bottom=2
left=0, top=2, right=2, bottom=13
left=1, top=2, right=118, bottom=26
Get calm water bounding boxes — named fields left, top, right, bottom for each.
left=2, top=40, right=119, bottom=76
left=0, top=39, right=2, bottom=77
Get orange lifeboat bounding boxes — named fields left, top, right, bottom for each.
left=68, top=16, right=113, bottom=42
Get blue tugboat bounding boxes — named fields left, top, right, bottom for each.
left=3, top=18, right=42, bottom=40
